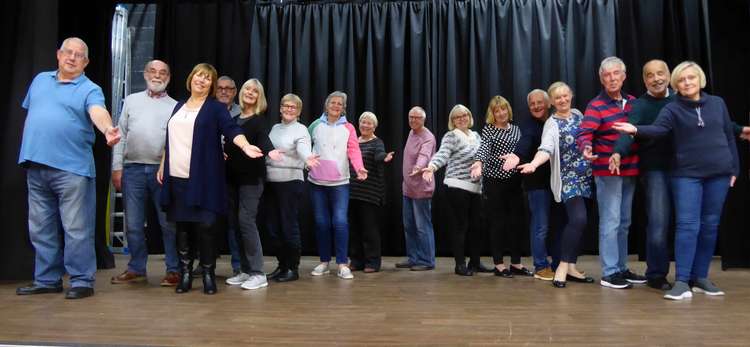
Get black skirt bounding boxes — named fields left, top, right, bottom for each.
left=166, top=177, right=216, bottom=225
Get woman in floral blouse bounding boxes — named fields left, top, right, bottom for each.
left=518, top=82, right=595, bottom=288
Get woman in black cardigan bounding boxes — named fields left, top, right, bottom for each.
left=224, top=78, right=281, bottom=290
left=158, top=63, right=263, bottom=295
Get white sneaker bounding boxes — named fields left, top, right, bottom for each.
left=337, top=266, right=354, bottom=280
left=226, top=272, right=251, bottom=285
left=311, top=263, right=330, bottom=276
left=240, top=275, right=269, bottom=290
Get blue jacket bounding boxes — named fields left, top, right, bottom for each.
left=160, top=98, right=243, bottom=214
left=636, top=92, right=739, bottom=178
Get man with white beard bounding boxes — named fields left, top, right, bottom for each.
left=110, top=60, right=180, bottom=286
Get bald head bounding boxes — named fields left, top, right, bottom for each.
left=144, top=60, right=171, bottom=93
left=642, top=59, right=670, bottom=98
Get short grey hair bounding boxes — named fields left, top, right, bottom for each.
left=217, top=75, right=236, bottom=87
left=60, top=37, right=89, bottom=59
left=144, top=60, right=171, bottom=75
left=599, top=56, right=626, bottom=75
left=409, top=106, right=426, bottom=119
left=359, top=111, right=379, bottom=128
left=325, top=91, right=348, bottom=109
left=526, top=89, right=549, bottom=105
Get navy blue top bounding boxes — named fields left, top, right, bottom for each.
left=514, top=116, right=551, bottom=191
left=160, top=98, right=244, bottom=214
left=636, top=92, right=739, bottom=178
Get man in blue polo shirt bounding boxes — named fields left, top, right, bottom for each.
left=16, top=37, right=121, bottom=299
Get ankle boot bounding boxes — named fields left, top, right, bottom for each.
left=175, top=230, right=193, bottom=294
left=201, top=264, right=217, bottom=295
left=267, top=247, right=287, bottom=280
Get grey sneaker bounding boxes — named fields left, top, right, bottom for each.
left=311, top=263, right=330, bottom=276
left=337, top=266, right=354, bottom=279
left=226, top=272, right=251, bottom=285
left=240, top=275, right=269, bottom=290
left=664, top=281, right=693, bottom=300
left=691, top=278, right=725, bottom=296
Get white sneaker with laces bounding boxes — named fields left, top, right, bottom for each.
left=240, top=275, right=269, bottom=290
left=226, top=272, right=251, bottom=285
left=337, top=266, right=354, bottom=279
left=311, top=263, right=330, bottom=276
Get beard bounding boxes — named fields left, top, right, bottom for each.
left=147, top=79, right=167, bottom=93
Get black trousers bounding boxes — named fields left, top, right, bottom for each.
left=483, top=176, right=525, bottom=265
left=560, top=196, right=587, bottom=263
left=348, top=199, right=382, bottom=269
left=264, top=181, right=303, bottom=270
left=445, top=186, right=482, bottom=266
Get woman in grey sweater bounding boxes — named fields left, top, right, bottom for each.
left=422, top=104, right=482, bottom=276
left=264, top=93, right=319, bottom=282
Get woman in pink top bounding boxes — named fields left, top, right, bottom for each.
left=307, top=91, right=367, bottom=279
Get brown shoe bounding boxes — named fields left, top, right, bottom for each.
left=534, top=267, right=555, bottom=281
left=363, top=267, right=379, bottom=273
left=111, top=270, right=146, bottom=284
left=160, top=272, right=180, bottom=287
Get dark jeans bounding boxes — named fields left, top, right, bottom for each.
left=560, top=196, right=587, bottom=263
left=265, top=180, right=303, bottom=270
left=445, top=187, right=481, bottom=266
left=527, top=189, right=552, bottom=271
left=642, top=171, right=672, bottom=279
left=484, top=176, right=524, bottom=265
left=348, top=199, right=382, bottom=270
left=227, top=183, right=265, bottom=276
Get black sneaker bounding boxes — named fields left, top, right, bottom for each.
left=620, top=269, right=647, bottom=284
left=647, top=277, right=673, bottom=290
left=600, top=274, right=633, bottom=289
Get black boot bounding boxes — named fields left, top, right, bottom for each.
left=198, top=223, right=217, bottom=295
left=175, top=230, right=193, bottom=294
left=201, top=264, right=217, bottom=295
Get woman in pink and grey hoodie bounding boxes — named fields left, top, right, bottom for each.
left=307, top=91, right=367, bottom=280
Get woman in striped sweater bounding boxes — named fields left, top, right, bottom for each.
left=422, top=104, right=482, bottom=276
left=470, top=96, right=533, bottom=278
left=348, top=112, right=394, bottom=273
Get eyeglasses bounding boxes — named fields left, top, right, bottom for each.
left=281, top=104, right=298, bottom=110
left=60, top=48, right=86, bottom=61
left=146, top=68, right=169, bottom=77
left=217, top=87, right=236, bottom=92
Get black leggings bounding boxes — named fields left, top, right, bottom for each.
left=483, top=176, right=524, bottom=265
left=445, top=187, right=481, bottom=266
left=560, top=196, right=587, bottom=263
left=176, top=221, right=217, bottom=268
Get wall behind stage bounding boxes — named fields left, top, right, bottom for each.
left=2, top=0, right=749, bottom=280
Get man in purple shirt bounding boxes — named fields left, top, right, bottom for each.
left=397, top=106, right=436, bottom=271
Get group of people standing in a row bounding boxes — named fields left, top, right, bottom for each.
left=16, top=37, right=742, bottom=302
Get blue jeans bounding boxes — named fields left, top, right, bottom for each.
left=310, top=183, right=350, bottom=264
left=402, top=196, right=436, bottom=267
left=27, top=165, right=96, bottom=288
left=595, top=176, right=635, bottom=277
left=671, top=176, right=730, bottom=282
left=527, top=189, right=552, bottom=271
left=642, top=171, right=671, bottom=279
left=122, top=164, right=178, bottom=274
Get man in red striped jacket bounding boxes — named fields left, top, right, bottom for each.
left=577, top=56, right=647, bottom=290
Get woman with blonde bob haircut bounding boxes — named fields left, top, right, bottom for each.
left=518, top=82, right=595, bottom=288
left=471, top=96, right=531, bottom=277
left=423, top=104, right=483, bottom=275
left=613, top=61, right=739, bottom=300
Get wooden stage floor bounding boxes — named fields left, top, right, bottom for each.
left=1, top=255, right=750, bottom=346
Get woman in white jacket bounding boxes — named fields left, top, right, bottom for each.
left=518, top=82, right=595, bottom=288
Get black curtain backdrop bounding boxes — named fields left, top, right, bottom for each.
left=3, top=0, right=750, bottom=280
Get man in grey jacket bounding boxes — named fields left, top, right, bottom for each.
left=110, top=60, right=179, bottom=286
